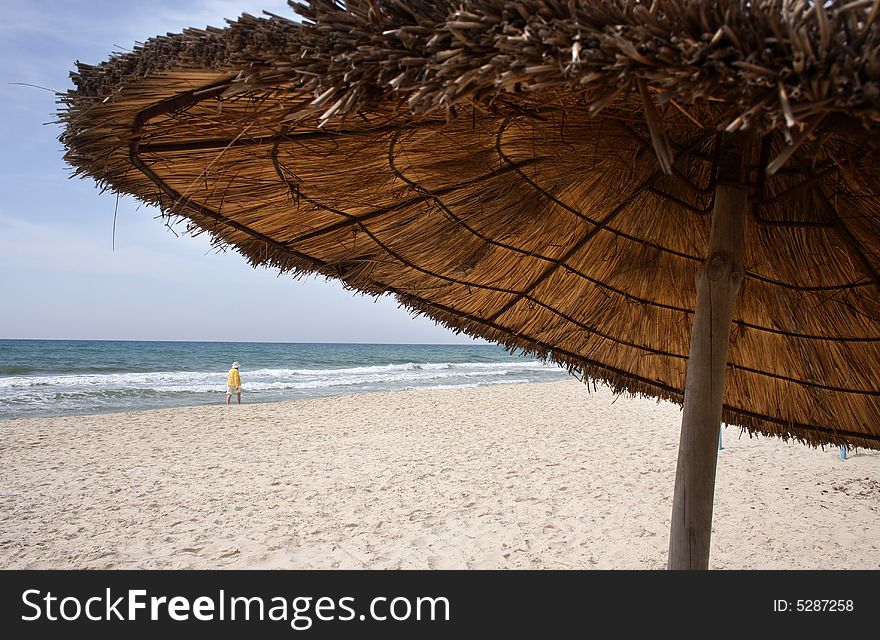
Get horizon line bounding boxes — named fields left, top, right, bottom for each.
left=0, top=337, right=493, bottom=346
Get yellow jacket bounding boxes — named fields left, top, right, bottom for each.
left=227, top=368, right=241, bottom=387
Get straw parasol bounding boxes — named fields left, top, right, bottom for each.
left=59, top=0, right=880, bottom=569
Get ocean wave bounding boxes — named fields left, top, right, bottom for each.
left=246, top=360, right=547, bottom=377
left=0, top=360, right=557, bottom=391
left=0, top=365, right=38, bottom=376
left=415, top=379, right=531, bottom=391
left=0, top=357, right=569, bottom=419
left=154, top=368, right=525, bottom=393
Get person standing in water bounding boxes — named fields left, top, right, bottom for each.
left=226, top=361, right=242, bottom=405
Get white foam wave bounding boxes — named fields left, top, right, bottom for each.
left=0, top=360, right=557, bottom=391
left=154, top=369, right=529, bottom=393
left=417, top=379, right=531, bottom=391
left=0, top=360, right=568, bottom=420
left=246, top=360, right=547, bottom=377
left=0, top=370, right=222, bottom=390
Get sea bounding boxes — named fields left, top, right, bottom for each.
left=0, top=340, right=572, bottom=420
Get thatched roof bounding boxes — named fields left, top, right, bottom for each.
left=60, top=0, right=880, bottom=449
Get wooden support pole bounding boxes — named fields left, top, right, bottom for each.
left=668, top=146, right=747, bottom=570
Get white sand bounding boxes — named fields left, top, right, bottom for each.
left=1, top=380, right=877, bottom=569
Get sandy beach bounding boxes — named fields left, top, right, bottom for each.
left=1, top=380, right=877, bottom=570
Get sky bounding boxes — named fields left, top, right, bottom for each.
left=0, top=0, right=483, bottom=344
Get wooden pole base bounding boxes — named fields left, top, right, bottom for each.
left=667, top=156, right=747, bottom=570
